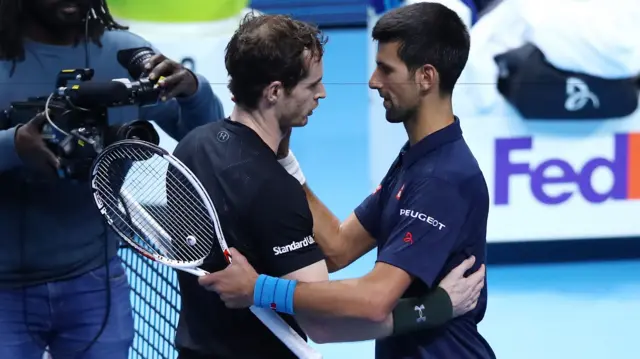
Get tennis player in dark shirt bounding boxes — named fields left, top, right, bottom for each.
left=173, top=11, right=486, bottom=359
left=199, top=4, right=495, bottom=359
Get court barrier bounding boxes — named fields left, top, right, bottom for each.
left=119, top=246, right=181, bottom=359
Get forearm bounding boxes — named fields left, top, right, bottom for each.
left=297, top=313, right=392, bottom=344
left=255, top=273, right=453, bottom=343
left=292, top=276, right=392, bottom=322
left=0, top=127, right=22, bottom=172
left=302, top=184, right=348, bottom=271
left=296, top=287, right=452, bottom=343
left=255, top=274, right=380, bottom=321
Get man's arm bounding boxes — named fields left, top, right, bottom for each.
left=293, top=256, right=484, bottom=343
left=303, top=184, right=377, bottom=272
left=212, top=247, right=483, bottom=344
left=293, top=261, right=412, bottom=321
left=277, top=149, right=380, bottom=272
left=278, top=260, right=394, bottom=343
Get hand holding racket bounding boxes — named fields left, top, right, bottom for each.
left=198, top=247, right=260, bottom=308
left=89, top=139, right=322, bottom=359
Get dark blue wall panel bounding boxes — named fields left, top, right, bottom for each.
left=250, top=0, right=370, bottom=27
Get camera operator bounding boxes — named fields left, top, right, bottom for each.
left=0, top=1, right=224, bottom=358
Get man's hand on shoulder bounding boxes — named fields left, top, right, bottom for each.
left=438, top=256, right=485, bottom=318
left=145, top=54, right=198, bottom=100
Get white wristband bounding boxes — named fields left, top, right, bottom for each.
left=278, top=150, right=306, bottom=185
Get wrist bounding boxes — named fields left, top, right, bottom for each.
left=253, top=274, right=298, bottom=315
left=177, top=70, right=200, bottom=99
left=277, top=150, right=306, bottom=185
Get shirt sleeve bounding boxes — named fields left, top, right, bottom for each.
left=377, top=178, right=468, bottom=288
left=353, top=185, right=383, bottom=239
left=248, top=176, right=326, bottom=277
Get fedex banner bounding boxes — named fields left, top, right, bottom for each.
left=494, top=134, right=640, bottom=206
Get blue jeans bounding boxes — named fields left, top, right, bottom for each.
left=0, top=256, right=134, bottom=359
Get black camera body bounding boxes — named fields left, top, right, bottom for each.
left=0, top=48, right=161, bottom=181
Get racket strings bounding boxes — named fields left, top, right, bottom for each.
left=106, top=151, right=213, bottom=261
left=94, top=157, right=210, bottom=263
left=93, top=171, right=208, bottom=263
left=93, top=146, right=215, bottom=264
left=103, top=150, right=212, bottom=253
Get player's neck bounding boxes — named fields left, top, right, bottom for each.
left=404, top=96, right=454, bottom=146
left=230, top=106, right=283, bottom=154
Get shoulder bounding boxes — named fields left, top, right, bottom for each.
left=173, top=123, right=213, bottom=156
left=420, top=140, right=488, bottom=199
left=404, top=176, right=460, bottom=199
left=172, top=122, right=230, bottom=174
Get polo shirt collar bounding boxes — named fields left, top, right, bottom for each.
left=402, top=117, right=463, bottom=167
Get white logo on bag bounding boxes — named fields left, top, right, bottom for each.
left=565, top=77, right=600, bottom=111
left=399, top=209, right=445, bottom=230
left=273, top=235, right=315, bottom=255
left=415, top=305, right=426, bottom=322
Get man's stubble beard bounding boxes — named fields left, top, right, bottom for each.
left=385, top=105, right=417, bottom=124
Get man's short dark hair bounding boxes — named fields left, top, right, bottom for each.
left=225, top=12, right=328, bottom=110
left=372, top=2, right=470, bottom=94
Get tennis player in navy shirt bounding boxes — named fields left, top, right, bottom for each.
left=201, top=3, right=495, bottom=358
left=353, top=117, right=494, bottom=358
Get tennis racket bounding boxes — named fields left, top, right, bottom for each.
left=89, top=139, right=322, bottom=359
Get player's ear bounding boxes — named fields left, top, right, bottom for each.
left=415, top=64, right=437, bottom=94
left=265, top=81, right=283, bottom=104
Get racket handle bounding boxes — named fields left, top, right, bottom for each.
left=182, top=267, right=209, bottom=277
left=250, top=306, right=323, bottom=359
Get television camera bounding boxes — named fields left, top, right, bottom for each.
left=0, top=47, right=163, bottom=181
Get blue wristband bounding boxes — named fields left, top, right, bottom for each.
left=253, top=274, right=297, bottom=315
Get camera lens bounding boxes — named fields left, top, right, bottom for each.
left=117, top=47, right=156, bottom=79
left=128, top=50, right=154, bottom=77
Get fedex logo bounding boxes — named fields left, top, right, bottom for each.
left=495, top=134, right=640, bottom=205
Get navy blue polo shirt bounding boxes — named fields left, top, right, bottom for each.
left=354, top=119, right=496, bottom=359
